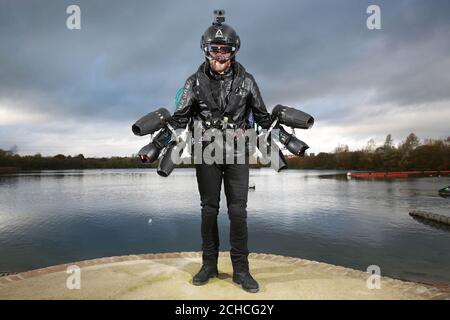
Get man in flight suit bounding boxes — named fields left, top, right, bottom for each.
left=166, top=11, right=274, bottom=293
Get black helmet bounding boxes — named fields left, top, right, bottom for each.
left=200, top=10, right=240, bottom=61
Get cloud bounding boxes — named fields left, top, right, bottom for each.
left=0, top=0, right=449, bottom=156
left=298, top=100, right=450, bottom=153
left=0, top=98, right=50, bottom=125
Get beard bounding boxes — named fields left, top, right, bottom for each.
left=210, top=58, right=232, bottom=74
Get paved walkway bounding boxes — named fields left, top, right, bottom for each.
left=0, top=252, right=448, bottom=299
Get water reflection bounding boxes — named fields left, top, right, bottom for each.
left=0, top=168, right=449, bottom=285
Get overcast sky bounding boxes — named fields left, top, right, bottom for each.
left=0, top=0, right=449, bottom=157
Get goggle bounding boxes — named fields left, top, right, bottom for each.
left=206, top=44, right=236, bottom=54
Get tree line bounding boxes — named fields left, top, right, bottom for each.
left=1, top=133, right=449, bottom=171
left=288, top=133, right=450, bottom=170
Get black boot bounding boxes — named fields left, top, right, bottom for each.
left=232, top=271, right=259, bottom=293
left=192, top=265, right=219, bottom=286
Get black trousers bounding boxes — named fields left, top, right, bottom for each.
left=195, top=162, right=250, bottom=272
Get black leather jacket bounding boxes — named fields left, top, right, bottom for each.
left=168, top=60, right=273, bottom=131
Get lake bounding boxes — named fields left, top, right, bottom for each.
left=0, top=168, right=449, bottom=285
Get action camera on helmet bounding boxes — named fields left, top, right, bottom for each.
left=213, top=9, right=225, bottom=25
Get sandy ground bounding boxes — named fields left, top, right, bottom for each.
left=0, top=252, right=448, bottom=300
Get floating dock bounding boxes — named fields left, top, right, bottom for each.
left=410, top=210, right=450, bottom=226
left=349, top=170, right=450, bottom=179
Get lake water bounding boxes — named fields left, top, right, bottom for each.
left=0, top=168, right=449, bottom=285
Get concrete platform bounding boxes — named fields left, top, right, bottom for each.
left=0, top=252, right=448, bottom=300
